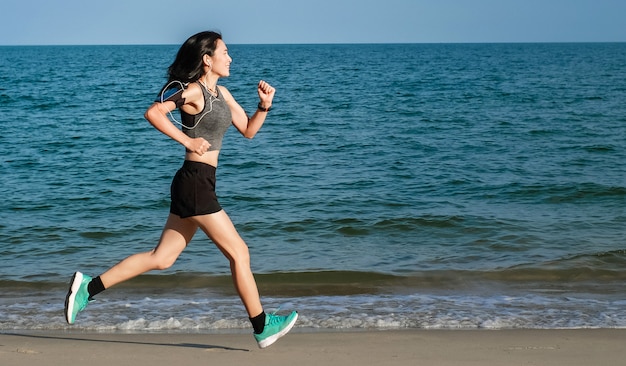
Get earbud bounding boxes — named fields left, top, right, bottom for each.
left=203, top=54, right=212, bottom=68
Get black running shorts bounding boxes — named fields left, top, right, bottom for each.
left=170, top=160, right=222, bottom=218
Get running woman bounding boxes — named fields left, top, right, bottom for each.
left=64, top=31, right=297, bottom=349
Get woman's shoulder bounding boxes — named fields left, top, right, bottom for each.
left=184, top=81, right=204, bottom=93
left=182, top=82, right=204, bottom=101
left=216, top=85, right=234, bottom=101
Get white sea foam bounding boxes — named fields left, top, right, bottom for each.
left=2, top=291, right=625, bottom=332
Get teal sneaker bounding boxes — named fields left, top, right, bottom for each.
left=64, top=272, right=93, bottom=324
left=253, top=310, right=298, bottom=349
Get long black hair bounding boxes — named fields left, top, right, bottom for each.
left=166, top=31, right=222, bottom=84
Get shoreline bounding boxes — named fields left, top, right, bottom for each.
left=2, top=328, right=624, bottom=366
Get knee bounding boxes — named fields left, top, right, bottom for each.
left=151, top=253, right=177, bottom=271
left=228, top=245, right=251, bottom=267
left=154, top=260, right=175, bottom=271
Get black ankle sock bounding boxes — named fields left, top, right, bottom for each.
left=250, top=311, right=266, bottom=334
left=87, top=276, right=106, bottom=298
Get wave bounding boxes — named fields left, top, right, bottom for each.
left=3, top=263, right=626, bottom=297
left=2, top=269, right=626, bottom=332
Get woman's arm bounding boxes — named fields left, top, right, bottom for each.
left=222, top=80, right=276, bottom=139
left=144, top=84, right=210, bottom=155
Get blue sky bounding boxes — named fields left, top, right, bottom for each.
left=2, top=0, right=625, bottom=45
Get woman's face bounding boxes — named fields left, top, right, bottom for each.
left=209, top=39, right=232, bottom=78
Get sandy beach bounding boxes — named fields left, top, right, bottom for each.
left=1, top=329, right=624, bottom=366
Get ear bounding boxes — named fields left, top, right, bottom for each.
left=203, top=54, right=212, bottom=67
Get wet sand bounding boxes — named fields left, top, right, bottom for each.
left=1, top=329, right=624, bottom=366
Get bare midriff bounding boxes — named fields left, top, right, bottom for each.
left=185, top=150, right=220, bottom=168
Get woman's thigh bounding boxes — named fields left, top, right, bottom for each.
left=191, top=210, right=249, bottom=262
left=152, top=213, right=199, bottom=262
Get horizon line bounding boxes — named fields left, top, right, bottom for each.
left=2, top=40, right=625, bottom=47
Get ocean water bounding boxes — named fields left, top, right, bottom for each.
left=0, top=43, right=625, bottom=332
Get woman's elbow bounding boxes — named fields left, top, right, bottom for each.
left=144, top=105, right=158, bottom=121
left=237, top=124, right=257, bottom=139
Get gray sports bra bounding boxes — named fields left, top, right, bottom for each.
left=180, top=83, right=232, bottom=151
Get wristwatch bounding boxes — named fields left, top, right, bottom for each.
left=257, top=102, right=272, bottom=112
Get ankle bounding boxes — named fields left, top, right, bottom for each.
left=249, top=311, right=266, bottom=334
left=87, top=276, right=106, bottom=298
